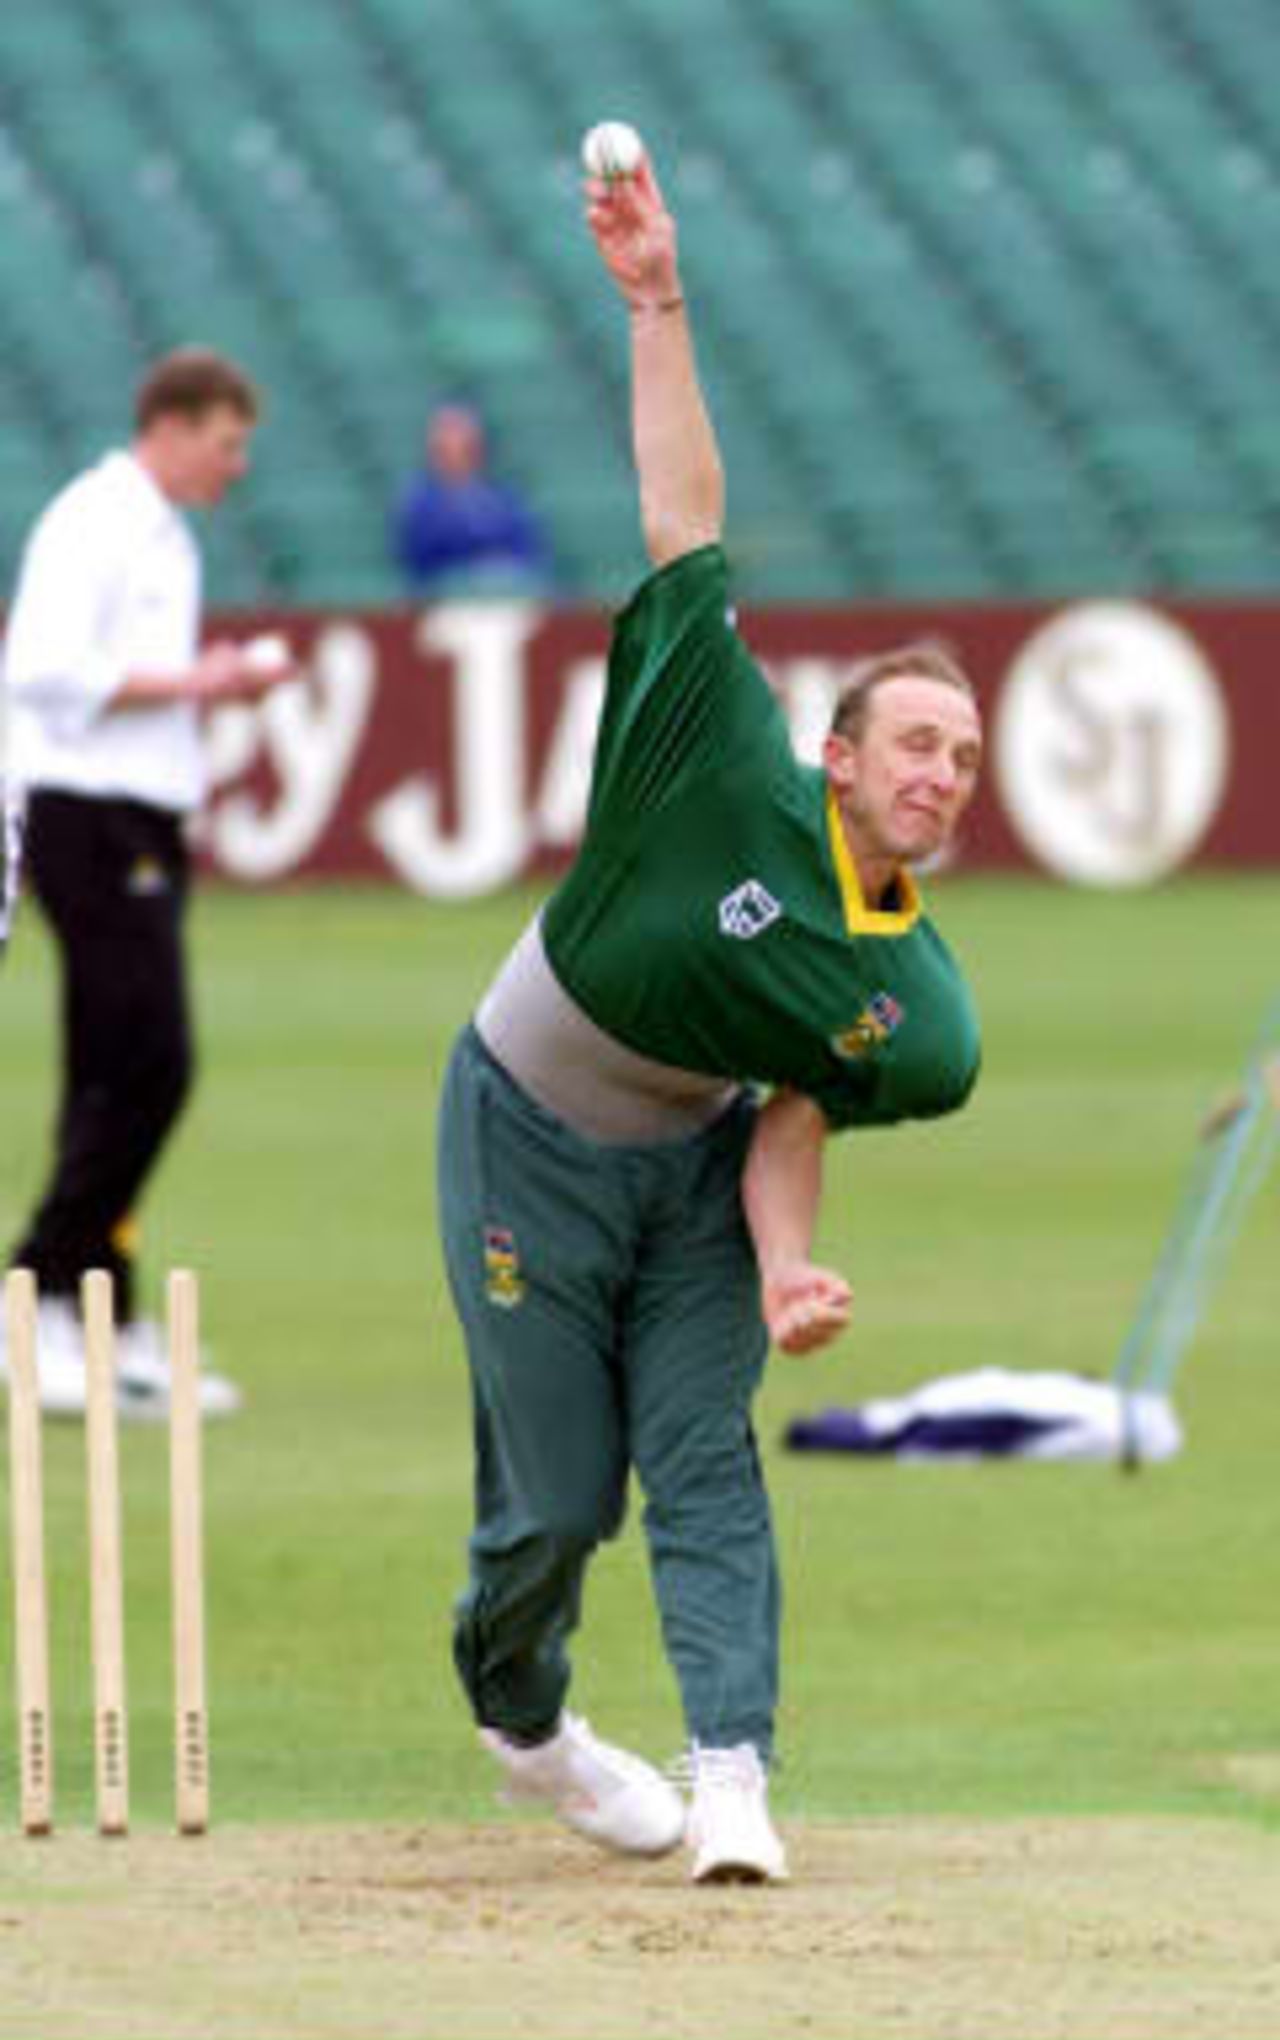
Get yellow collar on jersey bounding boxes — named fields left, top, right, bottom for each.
left=826, top=789, right=924, bottom=936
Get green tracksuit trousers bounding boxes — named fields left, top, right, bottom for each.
left=438, top=1026, right=779, bottom=1756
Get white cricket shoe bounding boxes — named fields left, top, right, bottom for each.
left=480, top=1712, right=686, bottom=1857
left=0, top=1297, right=92, bottom=1418
left=0, top=1299, right=242, bottom=1422
left=687, top=1742, right=790, bottom=1885
left=115, top=1317, right=243, bottom=1422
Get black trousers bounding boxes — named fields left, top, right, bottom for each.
left=10, top=790, right=194, bottom=1323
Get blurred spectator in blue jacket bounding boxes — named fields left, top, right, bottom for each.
left=392, top=402, right=553, bottom=597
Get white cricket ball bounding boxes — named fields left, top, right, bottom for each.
left=581, top=121, right=644, bottom=182
left=242, top=632, right=292, bottom=676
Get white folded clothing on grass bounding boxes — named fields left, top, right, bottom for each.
left=785, top=1368, right=1183, bottom=1465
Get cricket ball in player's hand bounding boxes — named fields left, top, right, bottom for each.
left=581, top=121, right=644, bottom=182
left=242, top=632, right=292, bottom=676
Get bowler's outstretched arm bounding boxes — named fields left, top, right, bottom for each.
left=585, top=155, right=724, bottom=567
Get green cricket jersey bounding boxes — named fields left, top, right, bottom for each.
left=542, top=546, right=980, bottom=1131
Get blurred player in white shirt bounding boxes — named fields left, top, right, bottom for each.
left=2, top=348, right=294, bottom=1419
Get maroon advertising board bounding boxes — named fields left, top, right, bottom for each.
left=201, top=597, right=1280, bottom=893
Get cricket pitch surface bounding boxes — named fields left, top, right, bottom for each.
left=4, top=1815, right=1279, bottom=2038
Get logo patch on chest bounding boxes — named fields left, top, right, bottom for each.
left=483, top=1225, right=526, bottom=1309
left=718, top=879, right=782, bottom=941
left=831, top=991, right=905, bottom=1060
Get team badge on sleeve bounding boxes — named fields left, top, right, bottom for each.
left=483, top=1225, right=526, bottom=1309
left=832, top=991, right=905, bottom=1060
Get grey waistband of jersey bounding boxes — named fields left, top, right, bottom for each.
left=475, top=916, right=740, bottom=1145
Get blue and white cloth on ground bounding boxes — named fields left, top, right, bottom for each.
left=785, top=1368, right=1183, bottom=1464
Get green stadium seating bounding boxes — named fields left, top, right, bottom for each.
left=0, top=0, right=1275, bottom=603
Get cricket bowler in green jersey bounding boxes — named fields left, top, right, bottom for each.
left=437, top=140, right=984, bottom=1885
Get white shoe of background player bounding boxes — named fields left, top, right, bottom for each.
left=687, top=1742, right=790, bottom=1884
left=0, top=1296, right=92, bottom=1418
left=115, top=1316, right=243, bottom=1422
left=0, top=1297, right=242, bottom=1422
left=480, top=1712, right=686, bottom=1857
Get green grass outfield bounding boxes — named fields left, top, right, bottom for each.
left=1, top=873, right=1278, bottom=1837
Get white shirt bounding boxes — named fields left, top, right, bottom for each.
left=3, top=450, right=205, bottom=812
